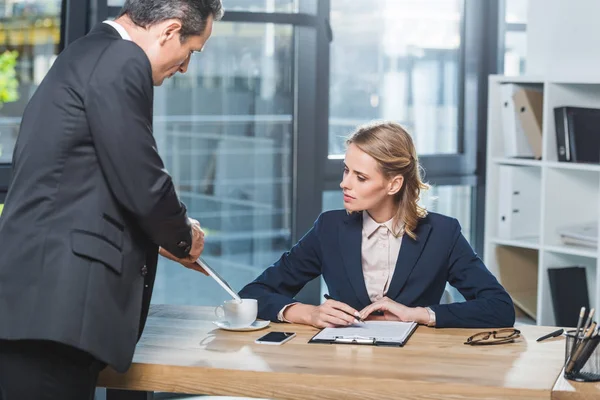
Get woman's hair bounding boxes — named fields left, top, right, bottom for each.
left=346, top=121, right=429, bottom=240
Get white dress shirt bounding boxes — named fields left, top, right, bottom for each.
left=361, top=210, right=403, bottom=302
left=277, top=211, right=404, bottom=321
left=103, top=20, right=132, bottom=41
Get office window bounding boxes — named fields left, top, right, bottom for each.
left=502, top=0, right=528, bottom=76
left=107, top=0, right=317, bottom=14
left=150, top=22, right=294, bottom=305
left=505, top=0, right=527, bottom=23
left=0, top=0, right=61, bottom=163
left=328, top=0, right=462, bottom=158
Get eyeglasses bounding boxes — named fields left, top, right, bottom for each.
left=464, top=329, right=521, bottom=345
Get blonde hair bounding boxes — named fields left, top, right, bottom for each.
left=346, top=121, right=429, bottom=240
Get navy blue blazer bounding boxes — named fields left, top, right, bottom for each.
left=239, top=210, right=515, bottom=328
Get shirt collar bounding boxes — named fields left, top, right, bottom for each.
left=103, top=20, right=132, bottom=41
left=362, top=210, right=403, bottom=238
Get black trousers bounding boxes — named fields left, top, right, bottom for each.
left=0, top=339, right=106, bottom=400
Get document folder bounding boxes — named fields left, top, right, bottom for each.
left=308, top=321, right=418, bottom=347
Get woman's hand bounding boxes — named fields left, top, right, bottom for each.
left=359, top=297, right=429, bottom=324
left=284, top=301, right=361, bottom=328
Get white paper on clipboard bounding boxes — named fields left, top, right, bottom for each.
left=196, top=258, right=242, bottom=303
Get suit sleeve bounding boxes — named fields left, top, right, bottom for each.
left=239, top=214, right=325, bottom=322
left=85, top=40, right=191, bottom=258
left=429, top=219, right=516, bottom=328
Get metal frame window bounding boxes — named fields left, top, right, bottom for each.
left=82, top=0, right=331, bottom=305
left=497, top=0, right=528, bottom=75
left=322, top=0, right=500, bottom=255
left=5, top=0, right=503, bottom=297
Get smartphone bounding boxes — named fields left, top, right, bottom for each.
left=255, top=331, right=296, bottom=345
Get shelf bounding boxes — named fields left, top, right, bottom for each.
left=487, top=75, right=600, bottom=85
left=486, top=75, right=600, bottom=326
left=511, top=291, right=538, bottom=321
left=546, top=161, right=600, bottom=172
left=492, top=157, right=542, bottom=167
left=495, top=246, right=538, bottom=321
left=544, top=244, right=598, bottom=259
left=489, top=239, right=598, bottom=258
left=489, top=75, right=545, bottom=84
left=491, top=159, right=600, bottom=171
left=489, top=237, right=541, bottom=250
left=514, top=305, right=536, bottom=326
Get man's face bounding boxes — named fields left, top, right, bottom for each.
left=146, top=15, right=214, bottom=86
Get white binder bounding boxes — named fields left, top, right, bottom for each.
left=497, top=166, right=540, bottom=239
left=500, top=83, right=535, bottom=158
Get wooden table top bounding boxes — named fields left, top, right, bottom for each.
left=98, top=304, right=569, bottom=400
left=552, top=369, right=600, bottom=400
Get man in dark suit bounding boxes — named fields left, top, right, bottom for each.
left=0, top=1, right=223, bottom=399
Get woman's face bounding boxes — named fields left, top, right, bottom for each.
left=340, top=143, right=402, bottom=215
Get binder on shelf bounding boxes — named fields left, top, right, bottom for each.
left=497, top=166, right=540, bottom=240
left=500, top=83, right=538, bottom=158
left=513, top=88, right=543, bottom=159
left=554, top=106, right=600, bottom=163
left=548, top=266, right=590, bottom=327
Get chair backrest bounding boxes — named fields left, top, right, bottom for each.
left=440, top=289, right=454, bottom=305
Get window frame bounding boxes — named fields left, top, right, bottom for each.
left=93, top=0, right=331, bottom=305
left=0, top=0, right=502, bottom=299
left=322, top=0, right=501, bottom=256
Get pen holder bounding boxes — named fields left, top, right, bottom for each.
left=564, top=330, right=600, bottom=382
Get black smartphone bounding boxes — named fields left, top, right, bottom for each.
left=255, top=331, right=296, bottom=345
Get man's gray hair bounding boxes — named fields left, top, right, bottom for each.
left=118, top=0, right=224, bottom=41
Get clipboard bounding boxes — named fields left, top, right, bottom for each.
left=308, top=321, right=418, bottom=347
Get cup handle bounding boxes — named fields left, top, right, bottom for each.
left=215, top=305, right=225, bottom=320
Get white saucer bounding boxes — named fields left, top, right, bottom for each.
left=213, top=320, right=270, bottom=332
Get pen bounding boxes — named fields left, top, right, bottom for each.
left=536, top=328, right=564, bottom=342
left=569, top=307, right=586, bottom=361
left=323, top=294, right=364, bottom=323
left=582, top=308, right=595, bottom=337
left=566, top=321, right=597, bottom=374
left=569, top=325, right=600, bottom=374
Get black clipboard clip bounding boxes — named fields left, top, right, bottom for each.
left=333, top=336, right=376, bottom=345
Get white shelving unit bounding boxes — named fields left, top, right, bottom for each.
left=484, top=75, right=600, bottom=326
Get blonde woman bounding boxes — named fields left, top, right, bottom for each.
left=240, top=121, right=514, bottom=329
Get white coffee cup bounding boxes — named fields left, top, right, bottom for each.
left=215, top=298, right=258, bottom=328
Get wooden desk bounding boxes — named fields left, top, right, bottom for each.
left=552, top=370, right=600, bottom=400
left=98, top=304, right=567, bottom=400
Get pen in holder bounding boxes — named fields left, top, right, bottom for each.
left=564, top=329, right=600, bottom=382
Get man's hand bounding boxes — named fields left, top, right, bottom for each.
left=187, top=218, right=204, bottom=262
left=159, top=247, right=208, bottom=275
left=158, top=218, right=207, bottom=275
left=359, top=297, right=428, bottom=324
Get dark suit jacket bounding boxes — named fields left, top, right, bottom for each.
left=239, top=210, right=515, bottom=328
left=0, top=23, right=192, bottom=372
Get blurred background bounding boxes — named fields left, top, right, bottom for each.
left=0, top=0, right=527, bottom=306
